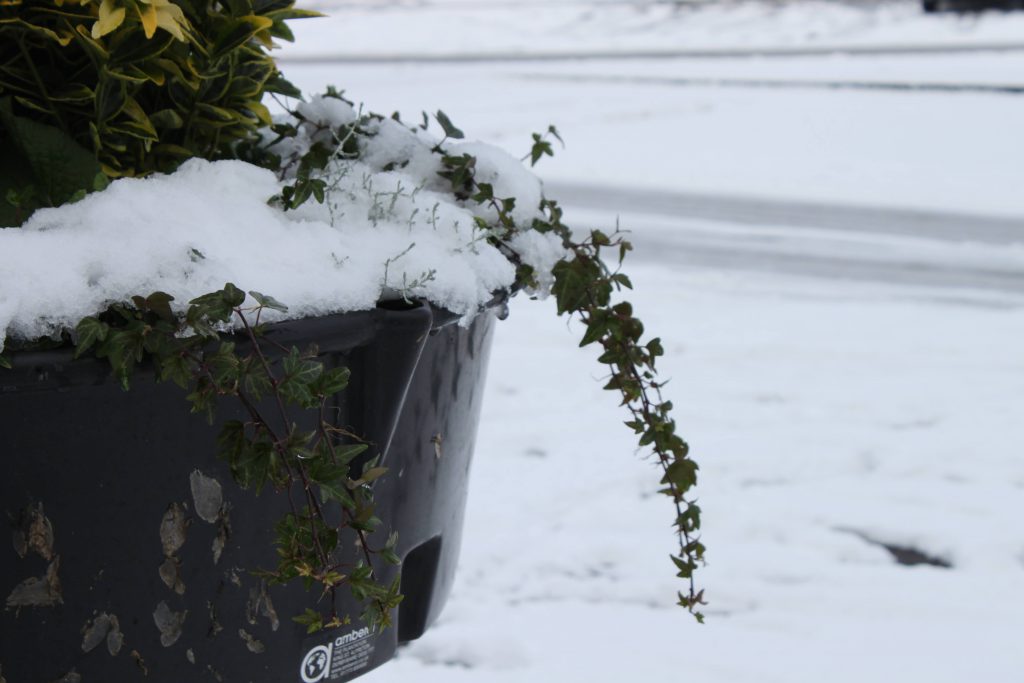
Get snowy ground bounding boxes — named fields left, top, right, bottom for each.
left=289, top=0, right=1024, bottom=57
left=364, top=265, right=1024, bottom=683
left=279, top=2, right=1024, bottom=681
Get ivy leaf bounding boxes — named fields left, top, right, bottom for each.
left=282, top=348, right=322, bottom=386
left=552, top=259, right=599, bottom=315
left=319, top=479, right=355, bottom=509
left=317, top=366, right=351, bottom=396
left=579, top=310, right=609, bottom=347
left=334, top=443, right=368, bottom=466
left=243, top=369, right=273, bottom=401
left=188, top=291, right=233, bottom=323
left=221, top=282, right=246, bottom=308
left=207, top=342, right=240, bottom=387
left=74, top=316, right=110, bottom=357
left=158, top=352, right=193, bottom=389
left=248, top=290, right=289, bottom=313
left=217, top=420, right=246, bottom=463
left=671, top=554, right=696, bottom=579
left=349, top=466, right=388, bottom=489
left=144, top=291, right=176, bottom=322
left=293, top=608, right=324, bottom=634
left=529, top=135, right=553, bottom=167
left=547, top=124, right=564, bottom=146
left=435, top=110, right=464, bottom=140
left=612, top=273, right=633, bottom=290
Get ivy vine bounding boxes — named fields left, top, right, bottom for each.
left=437, top=136, right=707, bottom=621
left=269, top=100, right=706, bottom=620
left=74, top=285, right=402, bottom=632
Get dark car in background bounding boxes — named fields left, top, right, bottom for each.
left=924, top=0, right=1024, bottom=11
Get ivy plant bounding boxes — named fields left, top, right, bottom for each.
left=74, top=285, right=403, bottom=631
left=257, top=97, right=708, bottom=622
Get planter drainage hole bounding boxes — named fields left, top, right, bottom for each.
left=398, top=536, right=443, bottom=643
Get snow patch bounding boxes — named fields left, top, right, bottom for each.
left=0, top=104, right=562, bottom=350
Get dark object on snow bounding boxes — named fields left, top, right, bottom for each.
left=923, top=0, right=1024, bottom=12
left=0, top=302, right=496, bottom=682
left=879, top=543, right=953, bottom=569
left=837, top=528, right=953, bottom=569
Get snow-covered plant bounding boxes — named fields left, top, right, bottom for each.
left=0, top=2, right=706, bottom=635
left=250, top=90, right=707, bottom=622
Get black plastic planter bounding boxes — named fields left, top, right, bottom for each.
left=1, top=301, right=497, bottom=682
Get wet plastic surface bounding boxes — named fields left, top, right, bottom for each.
left=0, top=302, right=495, bottom=682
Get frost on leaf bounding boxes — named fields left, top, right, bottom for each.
left=238, top=629, right=265, bottom=654
left=12, top=503, right=54, bottom=561
left=189, top=470, right=223, bottom=525
left=6, top=557, right=62, bottom=608
left=153, top=601, right=187, bottom=647
left=160, top=503, right=188, bottom=557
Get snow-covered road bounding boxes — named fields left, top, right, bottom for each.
left=283, top=58, right=1024, bottom=219
left=550, top=183, right=1024, bottom=300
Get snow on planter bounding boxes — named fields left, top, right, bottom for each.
left=0, top=96, right=567, bottom=352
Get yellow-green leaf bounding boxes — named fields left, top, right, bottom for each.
left=92, top=0, right=126, bottom=39
left=137, top=2, right=158, bottom=38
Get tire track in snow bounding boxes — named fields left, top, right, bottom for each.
left=546, top=181, right=1024, bottom=299
left=517, top=72, right=1024, bottom=96
left=277, top=42, right=1024, bottom=65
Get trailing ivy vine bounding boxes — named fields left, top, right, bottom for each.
left=436, top=136, right=707, bottom=621
left=268, top=101, right=707, bottom=621
left=548, top=216, right=706, bottom=619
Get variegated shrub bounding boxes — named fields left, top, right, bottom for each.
left=0, top=0, right=316, bottom=225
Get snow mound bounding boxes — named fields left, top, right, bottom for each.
left=0, top=98, right=568, bottom=351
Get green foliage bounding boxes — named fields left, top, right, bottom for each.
left=433, top=109, right=464, bottom=142
left=0, top=0, right=314, bottom=225
left=272, top=100, right=706, bottom=618
left=547, top=220, right=707, bottom=620
left=75, top=284, right=403, bottom=631
left=525, top=125, right=563, bottom=167
left=434, top=118, right=706, bottom=621
left=0, top=98, right=106, bottom=226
